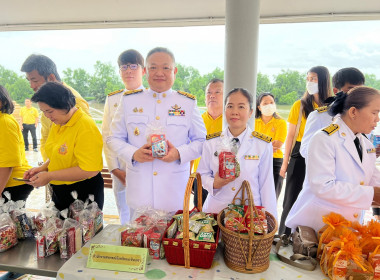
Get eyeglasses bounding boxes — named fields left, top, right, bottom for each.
left=119, top=64, right=140, bottom=71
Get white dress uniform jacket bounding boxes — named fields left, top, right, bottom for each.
left=102, top=86, right=144, bottom=224
left=300, top=108, right=334, bottom=159
left=286, top=117, right=380, bottom=232
left=108, top=88, right=206, bottom=212
left=197, top=127, right=278, bottom=219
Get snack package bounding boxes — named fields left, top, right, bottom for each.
left=166, top=220, right=177, bottom=239
left=79, top=209, right=95, bottom=244
left=34, top=202, right=60, bottom=232
left=121, top=226, right=144, bottom=247
left=328, top=243, right=373, bottom=280
left=85, top=195, right=103, bottom=233
left=370, top=254, right=380, bottom=280
left=244, top=206, right=268, bottom=234
left=146, top=122, right=167, bottom=158
left=59, top=210, right=82, bottom=259
left=9, top=200, right=35, bottom=239
left=0, top=213, right=18, bottom=252
left=151, top=134, right=167, bottom=158
left=219, top=151, right=238, bottom=179
left=223, top=204, right=247, bottom=232
left=42, top=217, right=63, bottom=257
left=36, top=233, right=45, bottom=258
left=149, top=232, right=163, bottom=259
left=216, top=136, right=241, bottom=179
left=69, top=191, right=85, bottom=221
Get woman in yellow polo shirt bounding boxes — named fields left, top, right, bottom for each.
left=255, top=92, right=287, bottom=199
left=0, top=85, right=33, bottom=202
left=278, top=66, right=332, bottom=235
left=24, top=82, right=104, bottom=211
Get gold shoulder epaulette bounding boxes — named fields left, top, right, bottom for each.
left=316, top=106, right=328, bottom=113
left=206, top=131, right=222, bottom=140
left=177, top=90, right=196, bottom=100
left=252, top=131, right=272, bottom=143
left=107, top=89, right=123, bottom=97
left=123, top=89, right=143, bottom=96
left=322, top=124, right=339, bottom=135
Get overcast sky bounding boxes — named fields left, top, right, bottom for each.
left=0, top=20, right=380, bottom=81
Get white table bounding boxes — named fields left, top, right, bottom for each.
left=57, top=225, right=328, bottom=280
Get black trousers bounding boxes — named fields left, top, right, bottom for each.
left=22, top=124, right=37, bottom=149
left=273, top=158, right=284, bottom=199
left=51, top=172, right=104, bottom=211
left=2, top=184, right=33, bottom=203
left=279, top=142, right=305, bottom=235
left=193, top=177, right=208, bottom=208
left=373, top=207, right=380, bottom=215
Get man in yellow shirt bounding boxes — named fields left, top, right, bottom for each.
left=20, top=98, right=39, bottom=152
left=20, top=54, right=90, bottom=161
left=193, top=78, right=223, bottom=206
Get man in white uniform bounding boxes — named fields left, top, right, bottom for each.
left=102, top=49, right=145, bottom=224
left=108, top=47, right=206, bottom=215
left=300, top=67, right=365, bottom=159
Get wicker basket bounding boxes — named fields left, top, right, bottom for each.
left=162, top=173, right=219, bottom=269
left=217, top=180, right=278, bottom=273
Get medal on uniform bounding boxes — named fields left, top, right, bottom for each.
left=168, top=104, right=185, bottom=116
left=244, top=155, right=259, bottom=160
left=58, top=143, right=68, bottom=155
left=134, top=127, right=140, bottom=136
left=139, top=108, right=143, bottom=113
left=133, top=107, right=138, bottom=113
left=367, top=148, right=376, bottom=153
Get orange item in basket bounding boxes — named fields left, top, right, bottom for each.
left=318, top=212, right=351, bottom=259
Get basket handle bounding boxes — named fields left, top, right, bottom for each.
left=235, top=180, right=265, bottom=271
left=183, top=172, right=203, bottom=269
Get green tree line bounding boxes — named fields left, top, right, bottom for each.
left=1, top=63, right=379, bottom=106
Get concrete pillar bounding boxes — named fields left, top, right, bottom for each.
left=224, top=0, right=261, bottom=129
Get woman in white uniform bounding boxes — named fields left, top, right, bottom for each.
left=286, top=86, right=380, bottom=232
left=197, top=88, right=277, bottom=218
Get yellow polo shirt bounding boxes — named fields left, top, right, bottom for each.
left=40, top=82, right=90, bottom=161
left=288, top=100, right=318, bottom=142
left=255, top=117, right=287, bottom=158
left=20, top=106, right=39, bottom=124
left=0, top=112, right=31, bottom=188
left=45, top=108, right=103, bottom=185
left=192, top=111, right=223, bottom=172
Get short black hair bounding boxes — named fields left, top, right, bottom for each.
left=21, top=54, right=61, bottom=81
left=0, top=85, right=14, bottom=114
left=207, top=78, right=224, bottom=86
left=225, top=88, right=253, bottom=110
left=329, top=86, right=380, bottom=117
left=118, top=49, right=145, bottom=67
left=332, top=67, right=365, bottom=90
left=31, top=82, right=76, bottom=113
left=146, top=47, right=175, bottom=64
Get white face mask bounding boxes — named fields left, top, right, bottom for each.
left=306, top=81, right=319, bottom=95
left=260, top=104, right=277, bottom=117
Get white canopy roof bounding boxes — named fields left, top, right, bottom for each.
left=1, top=0, right=380, bottom=31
